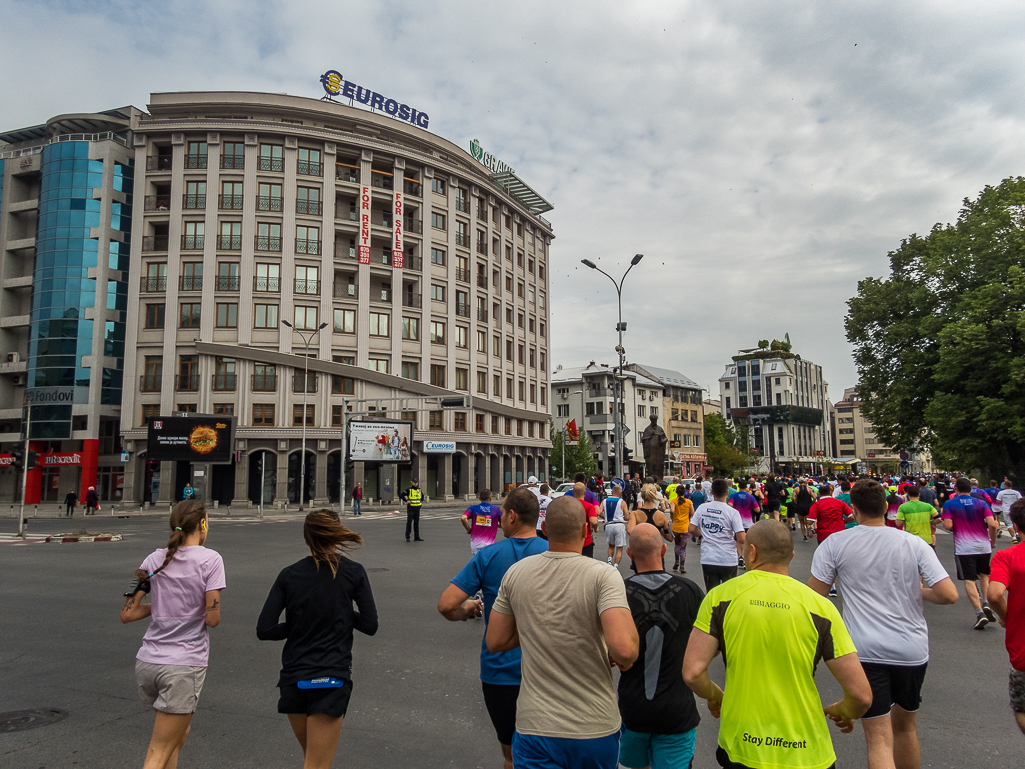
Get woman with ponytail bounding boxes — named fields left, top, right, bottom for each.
left=257, top=509, right=378, bottom=769
left=121, top=500, right=225, bottom=769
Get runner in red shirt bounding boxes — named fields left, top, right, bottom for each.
left=988, top=498, right=1025, bottom=735
left=807, top=488, right=854, bottom=544
left=572, top=482, right=600, bottom=559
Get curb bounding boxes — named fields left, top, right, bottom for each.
left=44, top=533, right=124, bottom=544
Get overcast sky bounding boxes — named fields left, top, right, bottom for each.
left=3, top=1, right=1024, bottom=398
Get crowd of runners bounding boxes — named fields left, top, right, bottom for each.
left=118, top=469, right=1025, bottom=769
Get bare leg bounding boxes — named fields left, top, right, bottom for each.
left=287, top=714, right=309, bottom=755
left=1015, top=711, right=1025, bottom=735
left=301, top=713, right=344, bottom=769
left=862, top=714, right=897, bottom=769
left=614, top=546, right=624, bottom=566
left=964, top=579, right=982, bottom=611
left=891, top=707, right=920, bottom=769
left=142, top=712, right=192, bottom=769
left=979, top=573, right=991, bottom=602
left=501, top=742, right=513, bottom=769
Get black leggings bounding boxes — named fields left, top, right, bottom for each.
left=702, top=564, right=737, bottom=591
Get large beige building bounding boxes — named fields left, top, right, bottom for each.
left=833, top=388, right=932, bottom=475
left=114, top=90, right=554, bottom=505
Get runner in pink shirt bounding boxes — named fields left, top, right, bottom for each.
left=463, top=489, right=504, bottom=555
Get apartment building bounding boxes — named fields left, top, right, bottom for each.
left=833, top=388, right=932, bottom=475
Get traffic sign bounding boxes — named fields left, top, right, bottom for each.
left=899, top=451, right=910, bottom=461
left=899, top=460, right=910, bottom=469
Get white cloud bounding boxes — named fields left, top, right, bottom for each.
left=4, top=0, right=1025, bottom=396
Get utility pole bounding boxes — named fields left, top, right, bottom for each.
left=17, top=403, right=30, bottom=538
left=281, top=319, right=328, bottom=511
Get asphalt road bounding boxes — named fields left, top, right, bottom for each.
left=1, top=511, right=1022, bottom=768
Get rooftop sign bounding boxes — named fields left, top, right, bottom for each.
left=320, top=71, right=429, bottom=129
left=470, top=139, right=515, bottom=175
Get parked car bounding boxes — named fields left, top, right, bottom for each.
left=553, top=482, right=574, bottom=495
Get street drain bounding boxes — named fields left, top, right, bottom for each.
left=0, top=708, right=69, bottom=733
left=366, top=567, right=390, bottom=572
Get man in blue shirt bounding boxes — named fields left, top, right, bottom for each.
left=438, top=487, right=548, bottom=769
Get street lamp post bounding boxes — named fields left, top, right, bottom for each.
left=580, top=254, right=643, bottom=479
left=282, top=319, right=328, bottom=511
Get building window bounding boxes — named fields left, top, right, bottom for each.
left=455, top=326, right=468, bottom=349
left=367, top=358, right=390, bottom=374
left=541, top=388, right=547, bottom=406
left=295, top=263, right=319, bottom=292
left=430, top=321, right=446, bottom=345
left=455, top=368, right=469, bottom=391
left=528, top=421, right=535, bottom=438
left=492, top=415, right=500, bottom=434
left=369, top=312, right=390, bottom=337
left=505, top=418, right=513, bottom=436
left=254, top=304, right=279, bottom=328
left=180, top=303, right=201, bottom=328
left=402, top=316, right=420, bottom=340
left=475, top=414, right=486, bottom=433
left=476, top=329, right=487, bottom=353
left=145, top=304, right=165, bottom=329
left=493, top=374, right=501, bottom=396
left=476, top=371, right=488, bottom=394
left=141, top=404, right=160, bottom=426
left=293, top=404, right=315, bottom=426
left=430, top=284, right=446, bottom=302
left=431, top=364, right=446, bottom=387
left=431, top=178, right=446, bottom=195
left=517, top=344, right=525, bottom=364
left=431, top=247, right=446, bottom=266
left=506, top=377, right=514, bottom=398
left=331, top=373, right=354, bottom=394
left=177, top=404, right=198, bottom=414
left=506, top=340, right=513, bottom=361
left=516, top=418, right=524, bottom=436
left=401, top=361, right=420, bottom=380
left=454, top=412, right=467, bottom=432
left=334, top=309, right=355, bottom=334
left=253, top=403, right=275, bottom=425
left=529, top=383, right=536, bottom=403
left=297, top=148, right=322, bottom=175
left=431, top=211, right=447, bottom=230
left=492, top=335, right=500, bottom=357
left=331, top=404, right=344, bottom=426
left=540, top=321, right=546, bottom=338
left=294, top=305, right=318, bottom=329
left=429, top=410, right=444, bottom=429
left=216, top=302, right=238, bottom=328
left=213, top=403, right=234, bottom=416
left=518, top=380, right=526, bottom=401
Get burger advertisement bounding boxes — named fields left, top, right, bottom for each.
left=147, top=416, right=235, bottom=463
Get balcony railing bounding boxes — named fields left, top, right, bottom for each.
left=252, top=374, right=277, bottom=392
left=183, top=194, right=206, bottom=209
left=212, top=374, right=237, bottom=391
left=221, top=155, right=244, bottom=170
left=218, top=234, right=242, bottom=250
left=476, top=205, right=487, bottom=222
left=456, top=302, right=471, bottom=318
left=140, top=276, right=167, bottom=292
left=455, top=198, right=470, bottom=214
left=297, top=199, right=322, bottom=216
left=258, top=157, right=284, bottom=172
left=175, top=374, right=199, bottom=391
left=476, top=241, right=487, bottom=255
left=455, top=233, right=470, bottom=247
left=370, top=288, right=391, bottom=303
left=219, top=194, right=244, bottom=210
left=404, top=180, right=422, bottom=196
left=294, top=279, right=320, bottom=295
left=185, top=154, right=208, bottom=169
left=456, top=268, right=471, bottom=283
left=371, top=174, right=393, bottom=190
left=146, top=156, right=172, bottom=171
left=215, top=276, right=241, bottom=291
left=406, top=254, right=423, bottom=271
left=476, top=274, right=488, bottom=289
left=371, top=210, right=393, bottom=228
left=404, top=217, right=422, bottom=234
left=334, top=284, right=358, bottom=298
left=476, top=308, right=489, bottom=322
left=142, top=235, right=169, bottom=252
left=335, top=206, right=358, bottom=221
left=139, top=374, right=162, bottom=392
left=145, top=195, right=171, bottom=211
left=293, top=374, right=318, bottom=393
left=180, top=235, right=204, bottom=250
left=295, top=238, right=321, bottom=255
left=179, top=275, right=203, bottom=291
left=336, top=166, right=359, bottom=183
left=335, top=242, right=357, bottom=260
left=254, top=276, right=280, bottom=292
left=256, top=236, right=282, bottom=252
left=297, top=160, right=322, bottom=176
left=256, top=196, right=283, bottom=212
left=402, top=293, right=422, bottom=309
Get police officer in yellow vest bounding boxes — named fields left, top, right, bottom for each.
left=402, top=478, right=425, bottom=542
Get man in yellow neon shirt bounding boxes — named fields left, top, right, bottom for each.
left=683, top=519, right=872, bottom=769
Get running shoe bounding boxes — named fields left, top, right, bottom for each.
left=738, top=557, right=746, bottom=569
left=680, top=565, right=686, bottom=574
left=983, top=605, right=996, bottom=623
left=974, top=613, right=990, bottom=630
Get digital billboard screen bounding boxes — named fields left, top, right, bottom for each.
left=348, top=420, right=413, bottom=463
left=147, top=416, right=235, bottom=463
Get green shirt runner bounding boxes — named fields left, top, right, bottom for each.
left=693, top=569, right=857, bottom=769
left=897, top=500, right=935, bottom=545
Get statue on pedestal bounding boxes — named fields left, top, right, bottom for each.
left=640, top=413, right=668, bottom=480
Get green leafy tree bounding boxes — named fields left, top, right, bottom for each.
left=846, top=177, right=1025, bottom=480
left=703, top=412, right=750, bottom=476
left=550, top=423, right=599, bottom=481
left=758, top=339, right=770, bottom=349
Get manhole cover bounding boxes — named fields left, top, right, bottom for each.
left=0, top=708, right=69, bottom=733
left=365, top=567, right=390, bottom=572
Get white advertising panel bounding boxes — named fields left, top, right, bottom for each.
left=349, top=420, right=412, bottom=463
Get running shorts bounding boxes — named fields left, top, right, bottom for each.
left=766, top=500, right=781, bottom=513
left=514, top=730, right=621, bottom=769
left=482, top=682, right=519, bottom=745
left=278, top=678, right=353, bottom=718
left=702, top=564, right=737, bottom=592
left=955, top=553, right=991, bottom=581
left=135, top=661, right=207, bottom=715
left=605, top=523, right=628, bottom=548
left=861, top=662, right=927, bottom=718
left=620, top=727, right=695, bottom=769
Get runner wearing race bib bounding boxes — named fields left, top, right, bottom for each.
left=463, top=489, right=503, bottom=555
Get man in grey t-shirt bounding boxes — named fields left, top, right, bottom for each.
left=808, top=479, right=958, bottom=769
left=487, top=496, right=638, bottom=769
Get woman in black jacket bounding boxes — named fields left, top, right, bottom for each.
left=257, top=509, right=378, bottom=769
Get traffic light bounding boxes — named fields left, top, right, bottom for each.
left=25, top=451, right=38, bottom=471
left=11, top=447, right=24, bottom=471
left=622, top=447, right=633, bottom=465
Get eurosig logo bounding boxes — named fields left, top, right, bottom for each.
left=320, top=71, right=429, bottom=129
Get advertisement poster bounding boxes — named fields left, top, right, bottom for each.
left=392, top=189, right=404, bottom=268
left=147, top=416, right=235, bottom=463
left=349, top=421, right=412, bottom=463
left=359, top=184, right=372, bottom=264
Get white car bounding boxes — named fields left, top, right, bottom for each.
left=553, top=483, right=574, bottom=495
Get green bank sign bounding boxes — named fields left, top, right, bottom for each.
left=470, top=139, right=515, bottom=175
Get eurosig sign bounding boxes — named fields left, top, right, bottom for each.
left=320, top=71, right=429, bottom=129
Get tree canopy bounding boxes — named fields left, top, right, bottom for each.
left=846, top=177, right=1025, bottom=479
left=549, top=424, right=599, bottom=481
left=703, top=412, right=750, bottom=476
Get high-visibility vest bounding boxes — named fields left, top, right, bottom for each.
left=407, top=488, right=423, bottom=507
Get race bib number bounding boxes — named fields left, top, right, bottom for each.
left=475, top=515, right=492, bottom=527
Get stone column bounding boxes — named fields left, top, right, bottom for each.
left=157, top=462, right=175, bottom=504
left=273, top=450, right=290, bottom=507
left=313, top=448, right=329, bottom=506
left=231, top=450, right=249, bottom=507
left=457, top=452, right=470, bottom=499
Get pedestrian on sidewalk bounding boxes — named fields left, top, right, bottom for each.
left=351, top=482, right=363, bottom=516
left=401, top=479, right=424, bottom=542
left=257, top=510, right=378, bottom=769
left=64, top=489, right=77, bottom=517
left=85, top=486, right=98, bottom=515
left=121, top=501, right=225, bottom=769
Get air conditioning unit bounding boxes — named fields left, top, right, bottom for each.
left=7, top=352, right=19, bottom=363
left=12, top=375, right=25, bottom=386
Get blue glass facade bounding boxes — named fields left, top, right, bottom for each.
left=27, top=142, right=133, bottom=437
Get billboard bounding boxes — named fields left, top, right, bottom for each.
left=147, top=416, right=235, bottom=463
left=348, top=420, right=412, bottom=463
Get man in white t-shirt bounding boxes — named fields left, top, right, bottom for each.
left=996, top=481, right=1023, bottom=542
left=701, top=477, right=712, bottom=497
left=808, top=479, right=958, bottom=769
left=535, top=484, right=553, bottom=539
left=689, top=478, right=746, bottom=592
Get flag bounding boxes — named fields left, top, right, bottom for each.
left=566, top=419, right=579, bottom=441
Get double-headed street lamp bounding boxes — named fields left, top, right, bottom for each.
left=282, top=318, right=328, bottom=511
left=580, top=254, right=644, bottom=479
